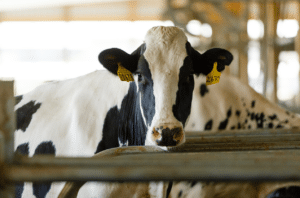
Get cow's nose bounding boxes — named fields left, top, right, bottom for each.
left=152, top=126, right=184, bottom=146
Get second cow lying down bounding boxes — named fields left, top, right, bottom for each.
left=59, top=73, right=300, bottom=198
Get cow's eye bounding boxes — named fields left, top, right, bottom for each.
left=137, top=73, right=145, bottom=83
left=138, top=73, right=142, bottom=81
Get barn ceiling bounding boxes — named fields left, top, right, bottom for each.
left=0, top=0, right=124, bottom=11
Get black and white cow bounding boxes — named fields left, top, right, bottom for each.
left=14, top=26, right=233, bottom=198
left=167, top=73, right=300, bottom=198
left=58, top=73, right=300, bottom=198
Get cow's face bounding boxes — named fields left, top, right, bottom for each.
left=99, top=26, right=233, bottom=147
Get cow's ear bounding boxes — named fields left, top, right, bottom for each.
left=189, top=45, right=233, bottom=75
left=98, top=44, right=144, bottom=75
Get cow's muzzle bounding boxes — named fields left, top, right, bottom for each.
left=152, top=126, right=184, bottom=146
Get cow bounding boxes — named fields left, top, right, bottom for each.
left=168, top=73, right=300, bottom=198
left=58, top=73, right=300, bottom=198
left=14, top=26, right=233, bottom=198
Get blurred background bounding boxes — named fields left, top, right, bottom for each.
left=0, top=0, right=299, bottom=113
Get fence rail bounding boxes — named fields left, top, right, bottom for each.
left=1, top=80, right=300, bottom=197
left=5, top=148, right=300, bottom=182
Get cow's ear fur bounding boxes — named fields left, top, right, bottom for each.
left=99, top=44, right=145, bottom=75
left=188, top=43, right=233, bottom=75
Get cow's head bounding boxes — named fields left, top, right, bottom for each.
left=99, top=26, right=233, bottom=147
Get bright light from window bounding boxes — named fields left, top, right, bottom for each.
left=186, top=20, right=202, bottom=36
left=277, top=61, right=299, bottom=78
left=277, top=19, right=299, bottom=38
left=0, top=20, right=175, bottom=95
left=277, top=51, right=299, bottom=101
left=247, top=20, right=264, bottom=40
left=186, top=20, right=212, bottom=37
left=201, top=23, right=212, bottom=38
left=248, top=60, right=261, bottom=79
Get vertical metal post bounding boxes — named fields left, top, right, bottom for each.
left=0, top=80, right=15, bottom=198
left=0, top=81, right=15, bottom=163
left=262, top=1, right=278, bottom=104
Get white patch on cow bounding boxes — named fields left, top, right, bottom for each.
left=143, top=26, right=187, bottom=143
left=118, top=137, right=128, bottom=147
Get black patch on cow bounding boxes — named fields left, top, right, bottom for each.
left=15, top=143, right=29, bottom=198
left=173, top=56, right=194, bottom=127
left=191, top=181, right=197, bottom=187
left=32, top=141, right=56, bottom=198
left=15, top=95, right=23, bottom=105
left=15, top=142, right=29, bottom=155
left=199, top=83, right=209, bottom=97
left=248, top=125, right=251, bottom=129
left=269, top=114, right=277, bottom=120
left=16, top=100, right=42, bottom=132
left=267, top=186, right=300, bottom=198
left=166, top=182, right=173, bottom=198
left=237, top=123, right=242, bottom=129
left=268, top=123, right=274, bottom=129
left=95, top=82, right=147, bottom=154
left=218, top=108, right=232, bottom=130
left=204, top=120, right=213, bottom=130
left=235, top=110, right=241, bottom=117
left=247, top=111, right=250, bottom=117
left=255, top=113, right=265, bottom=128
left=136, top=56, right=155, bottom=127
left=178, top=190, right=183, bottom=197
left=251, top=100, right=256, bottom=108
left=96, top=107, right=122, bottom=153
left=34, top=141, right=56, bottom=155
left=231, top=126, right=236, bottom=130
left=286, top=111, right=290, bottom=116
left=276, top=124, right=283, bottom=129
left=251, top=113, right=255, bottom=120
left=245, top=119, right=248, bottom=124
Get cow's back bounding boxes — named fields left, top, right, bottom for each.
left=186, top=74, right=300, bottom=132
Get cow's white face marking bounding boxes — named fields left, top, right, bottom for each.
left=142, top=26, right=188, bottom=146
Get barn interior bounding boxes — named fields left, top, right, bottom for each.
left=0, top=0, right=299, bottom=113
left=1, top=1, right=300, bottom=197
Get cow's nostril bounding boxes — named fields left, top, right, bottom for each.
left=153, top=126, right=184, bottom=146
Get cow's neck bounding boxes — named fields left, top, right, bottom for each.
left=95, top=82, right=147, bottom=154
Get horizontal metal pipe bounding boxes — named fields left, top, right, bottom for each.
left=171, top=129, right=300, bottom=151
left=4, top=129, right=300, bottom=183
left=7, top=149, right=300, bottom=182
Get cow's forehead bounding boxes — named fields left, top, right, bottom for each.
left=143, top=26, right=188, bottom=73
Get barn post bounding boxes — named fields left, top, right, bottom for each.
left=0, top=80, right=15, bottom=198
left=261, top=1, right=278, bottom=104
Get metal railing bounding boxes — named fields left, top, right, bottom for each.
left=1, top=80, right=300, bottom=197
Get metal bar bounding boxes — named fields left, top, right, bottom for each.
left=0, top=81, right=15, bottom=198
left=6, top=149, right=300, bottom=182
left=173, top=129, right=300, bottom=152
left=0, top=81, right=15, bottom=163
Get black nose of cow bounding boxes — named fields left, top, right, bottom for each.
left=152, top=126, right=184, bottom=146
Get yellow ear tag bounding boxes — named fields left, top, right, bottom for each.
left=206, top=62, right=221, bottom=85
left=117, top=63, right=134, bottom=82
